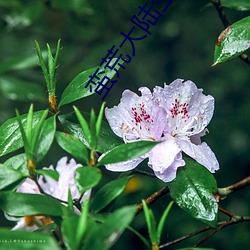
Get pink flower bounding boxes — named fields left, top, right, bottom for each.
left=12, top=157, right=90, bottom=231
left=104, top=79, right=219, bottom=182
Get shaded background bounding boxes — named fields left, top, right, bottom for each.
left=0, top=0, right=249, bottom=249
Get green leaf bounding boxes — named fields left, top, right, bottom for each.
left=0, top=228, right=60, bottom=250
left=73, top=106, right=91, bottom=147
left=157, top=201, right=174, bottom=244
left=142, top=200, right=157, bottom=245
left=0, top=76, right=46, bottom=102
left=36, top=116, right=56, bottom=162
left=96, top=102, right=105, bottom=140
left=0, top=51, right=47, bottom=74
left=59, top=58, right=124, bottom=106
left=221, top=0, right=250, bottom=11
left=0, top=192, right=65, bottom=216
left=89, top=108, right=97, bottom=150
left=91, top=176, right=132, bottom=213
left=56, top=131, right=89, bottom=165
left=176, top=248, right=216, bottom=250
left=213, top=16, right=250, bottom=65
left=4, top=153, right=28, bottom=175
left=0, top=111, right=44, bottom=157
left=0, top=164, right=27, bottom=190
left=59, top=112, right=123, bottom=153
left=97, top=141, right=159, bottom=166
left=83, top=205, right=137, bottom=250
left=75, top=167, right=102, bottom=194
left=36, top=169, right=59, bottom=181
left=168, top=159, right=218, bottom=227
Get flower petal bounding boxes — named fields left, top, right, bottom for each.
left=12, top=218, right=38, bottom=231
left=16, top=178, right=40, bottom=194
left=105, top=157, right=145, bottom=172
left=154, top=79, right=214, bottom=136
left=148, top=137, right=185, bottom=182
left=179, top=139, right=219, bottom=173
left=105, top=88, right=167, bottom=142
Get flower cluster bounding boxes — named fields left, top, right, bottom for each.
left=11, top=157, right=89, bottom=231
left=104, top=79, right=219, bottom=182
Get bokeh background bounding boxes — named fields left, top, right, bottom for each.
left=0, top=0, right=249, bottom=249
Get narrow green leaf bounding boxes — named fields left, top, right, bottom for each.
left=0, top=111, right=44, bottom=157
left=221, top=0, right=250, bottom=11
left=98, top=141, right=159, bottom=166
left=0, top=164, right=27, bottom=190
left=96, top=102, right=105, bottom=140
left=0, top=228, right=61, bottom=250
left=168, top=159, right=218, bottom=227
left=34, top=40, right=50, bottom=87
left=76, top=200, right=89, bottom=248
left=73, top=106, right=91, bottom=146
left=59, top=58, right=124, bottom=107
left=142, top=200, right=155, bottom=244
left=91, top=176, right=132, bottom=213
left=0, top=76, right=46, bottom=102
left=25, top=104, right=34, bottom=143
left=83, top=205, right=137, bottom=250
left=157, top=201, right=174, bottom=244
left=0, top=191, right=65, bottom=216
left=75, top=167, right=102, bottom=194
left=90, top=108, right=97, bottom=150
left=128, top=226, right=151, bottom=248
left=36, top=116, right=56, bottom=162
left=213, top=16, right=250, bottom=65
left=4, top=154, right=28, bottom=175
left=59, top=112, right=123, bottom=154
left=56, top=131, right=89, bottom=165
left=30, top=109, right=48, bottom=155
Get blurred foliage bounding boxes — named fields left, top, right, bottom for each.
left=0, top=0, right=249, bottom=249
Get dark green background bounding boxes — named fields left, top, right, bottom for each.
left=0, top=0, right=249, bottom=249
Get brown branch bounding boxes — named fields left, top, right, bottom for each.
left=211, top=0, right=250, bottom=66
left=193, top=216, right=250, bottom=247
left=159, top=216, right=250, bottom=249
left=218, top=176, right=250, bottom=198
left=134, top=169, right=157, bottom=178
left=136, top=186, right=170, bottom=215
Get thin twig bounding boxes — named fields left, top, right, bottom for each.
left=159, top=216, right=250, bottom=249
left=218, top=176, right=250, bottom=198
left=193, top=216, right=250, bottom=247
left=134, top=169, right=156, bottom=178
left=136, top=186, right=170, bottom=215
left=211, top=0, right=250, bottom=66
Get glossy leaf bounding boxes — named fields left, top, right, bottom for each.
left=91, top=176, right=132, bottom=213
left=83, top=205, right=137, bottom=250
left=213, top=16, right=250, bottom=65
left=0, top=228, right=60, bottom=250
left=56, top=131, right=89, bottom=165
left=0, top=164, right=27, bottom=190
left=59, top=58, right=124, bottom=107
left=0, top=76, right=46, bottom=102
left=4, top=153, right=28, bottom=175
left=36, top=116, right=55, bottom=162
left=75, top=167, right=102, bottom=194
left=59, top=112, right=123, bottom=153
left=168, top=159, right=218, bottom=227
left=0, top=192, right=65, bottom=216
left=221, top=0, right=250, bottom=11
left=0, top=111, right=44, bottom=157
left=98, top=141, right=158, bottom=166
left=36, top=169, right=59, bottom=181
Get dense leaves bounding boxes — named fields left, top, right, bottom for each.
left=213, top=16, right=250, bottom=65
left=168, top=159, right=218, bottom=227
left=0, top=111, right=44, bottom=157
left=0, top=228, right=60, bottom=250
left=221, top=0, right=250, bottom=11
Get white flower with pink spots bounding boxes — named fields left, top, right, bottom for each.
left=104, top=79, right=219, bottom=182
